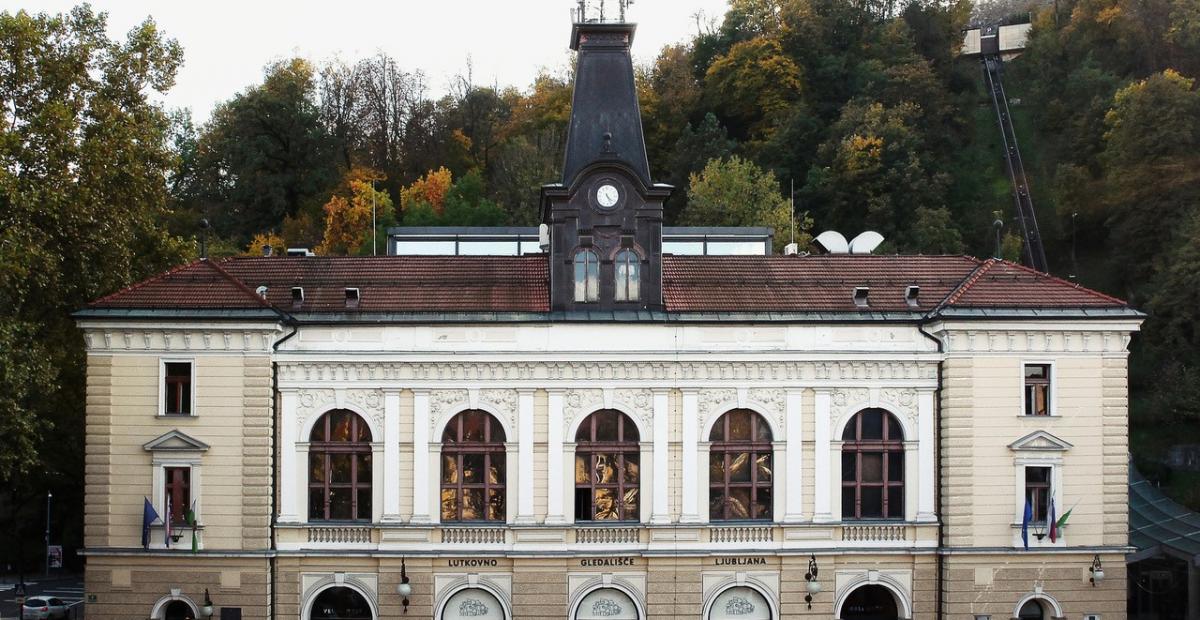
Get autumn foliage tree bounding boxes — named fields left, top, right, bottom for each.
left=317, top=168, right=394, bottom=256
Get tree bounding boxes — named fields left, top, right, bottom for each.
left=681, top=156, right=811, bottom=251
left=0, top=5, right=190, bottom=570
left=1100, top=69, right=1200, bottom=295
left=317, top=168, right=394, bottom=256
left=400, top=167, right=454, bottom=215
left=703, top=37, right=802, bottom=144
left=194, top=58, right=339, bottom=241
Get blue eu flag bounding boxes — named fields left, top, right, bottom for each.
left=142, top=497, right=160, bottom=549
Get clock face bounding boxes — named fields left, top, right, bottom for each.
left=596, top=184, right=620, bottom=208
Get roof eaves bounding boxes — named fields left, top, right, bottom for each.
left=87, top=258, right=207, bottom=307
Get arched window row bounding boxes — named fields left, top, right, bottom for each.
left=302, top=406, right=915, bottom=525
left=573, top=248, right=642, bottom=303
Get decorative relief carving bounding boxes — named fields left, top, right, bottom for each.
left=725, top=597, right=755, bottom=615
left=563, top=388, right=604, bottom=429
left=274, top=360, right=939, bottom=383
left=591, top=599, right=623, bottom=617
left=296, top=389, right=337, bottom=429
left=614, top=388, right=654, bottom=427
left=458, top=599, right=489, bottom=616
left=479, top=388, right=519, bottom=431
left=345, top=389, right=385, bottom=428
left=748, top=388, right=786, bottom=430
left=430, top=389, right=470, bottom=422
left=829, top=388, right=870, bottom=418
left=697, top=388, right=738, bottom=432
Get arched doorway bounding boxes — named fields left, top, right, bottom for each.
left=310, top=586, right=374, bottom=620
left=840, top=584, right=899, bottom=620
left=707, top=586, right=772, bottom=620
left=574, top=587, right=640, bottom=620
left=164, top=601, right=195, bottom=620
left=440, top=587, right=506, bottom=620
left=1017, top=599, right=1047, bottom=619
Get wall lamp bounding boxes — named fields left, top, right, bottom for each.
left=1089, top=555, right=1104, bottom=586
left=200, top=588, right=214, bottom=618
left=804, top=554, right=822, bottom=609
left=397, top=557, right=412, bottom=613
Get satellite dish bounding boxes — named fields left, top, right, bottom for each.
left=814, top=231, right=849, bottom=254
left=848, top=231, right=884, bottom=254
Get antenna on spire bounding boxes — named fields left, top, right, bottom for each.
left=574, top=0, right=633, bottom=23
left=619, top=0, right=633, bottom=22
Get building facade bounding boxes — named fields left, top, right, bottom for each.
left=76, top=17, right=1141, bottom=620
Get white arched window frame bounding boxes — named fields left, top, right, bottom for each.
left=574, top=249, right=600, bottom=303
left=613, top=249, right=640, bottom=301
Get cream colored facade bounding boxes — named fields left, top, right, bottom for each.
left=76, top=315, right=1138, bottom=620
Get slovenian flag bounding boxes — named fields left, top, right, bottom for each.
left=1048, top=498, right=1058, bottom=543
left=141, top=497, right=160, bottom=549
left=1021, top=499, right=1032, bottom=550
left=187, top=500, right=199, bottom=554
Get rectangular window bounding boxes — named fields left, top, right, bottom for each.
left=164, top=361, right=192, bottom=415
left=1024, top=466, right=1051, bottom=522
left=1024, top=364, right=1051, bottom=416
left=164, top=466, right=191, bottom=525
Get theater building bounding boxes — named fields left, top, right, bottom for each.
left=75, top=16, right=1141, bottom=620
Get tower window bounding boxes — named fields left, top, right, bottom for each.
left=573, top=249, right=599, bottom=303
left=614, top=249, right=640, bottom=302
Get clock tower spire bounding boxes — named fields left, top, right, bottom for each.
left=542, top=15, right=671, bottom=313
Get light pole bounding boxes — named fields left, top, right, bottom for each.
left=44, top=491, right=52, bottom=577
left=372, top=180, right=377, bottom=256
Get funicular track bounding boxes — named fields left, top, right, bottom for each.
left=982, top=53, right=1049, bottom=273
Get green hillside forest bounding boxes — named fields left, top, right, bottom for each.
left=2, top=0, right=1199, bottom=565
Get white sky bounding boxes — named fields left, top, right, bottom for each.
left=5, top=0, right=730, bottom=124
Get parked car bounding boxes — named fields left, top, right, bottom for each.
left=21, top=597, right=68, bottom=619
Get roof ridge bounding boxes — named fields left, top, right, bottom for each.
left=935, top=256, right=992, bottom=311
left=206, top=258, right=283, bottom=312
left=994, top=258, right=1130, bottom=306
left=89, top=258, right=207, bottom=307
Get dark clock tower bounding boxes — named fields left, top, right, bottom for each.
left=542, top=19, right=672, bottom=313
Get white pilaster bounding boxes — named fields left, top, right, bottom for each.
left=680, top=390, right=700, bottom=523
left=382, top=391, right=402, bottom=522
left=411, top=390, right=431, bottom=523
left=278, top=391, right=299, bottom=523
left=371, top=442, right=385, bottom=522
left=546, top=390, right=567, bottom=524
left=904, top=442, right=918, bottom=522
left=651, top=390, right=670, bottom=524
left=516, top=389, right=536, bottom=524
left=784, top=389, right=804, bottom=522
left=917, top=389, right=936, bottom=521
left=813, top=390, right=833, bottom=522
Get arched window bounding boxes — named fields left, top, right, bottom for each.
left=839, top=585, right=899, bottom=620
left=1017, top=599, right=1046, bottom=620
left=614, top=249, right=640, bottom=301
left=709, top=409, right=773, bottom=521
left=308, top=410, right=372, bottom=521
left=575, top=410, right=640, bottom=521
left=574, top=249, right=599, bottom=303
left=841, top=408, right=904, bottom=520
left=441, top=410, right=506, bottom=522
left=164, top=601, right=195, bottom=620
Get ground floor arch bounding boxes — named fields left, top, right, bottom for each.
left=703, top=584, right=774, bottom=620
left=308, top=585, right=375, bottom=620
left=572, top=586, right=642, bottom=620
left=837, top=583, right=904, bottom=620
left=438, top=585, right=509, bottom=620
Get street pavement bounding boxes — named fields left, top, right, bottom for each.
left=0, top=575, right=84, bottom=619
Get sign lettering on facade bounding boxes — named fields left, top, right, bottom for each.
left=579, top=557, right=637, bottom=567
left=713, top=557, right=767, bottom=566
left=447, top=558, right=500, bottom=568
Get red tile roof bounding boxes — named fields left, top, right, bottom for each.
left=84, top=254, right=1130, bottom=316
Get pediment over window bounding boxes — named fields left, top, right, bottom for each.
left=1008, top=430, right=1073, bottom=452
left=143, top=430, right=209, bottom=453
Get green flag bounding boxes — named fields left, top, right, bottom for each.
left=1056, top=506, right=1073, bottom=529
left=186, top=501, right=199, bottom=554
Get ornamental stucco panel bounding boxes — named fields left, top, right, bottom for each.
left=562, top=388, right=605, bottom=432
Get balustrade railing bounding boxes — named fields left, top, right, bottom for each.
left=840, top=524, right=907, bottom=542
left=575, top=526, right=640, bottom=544
left=442, top=526, right=507, bottom=544
left=709, top=525, right=774, bottom=543
left=308, top=526, right=372, bottom=543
